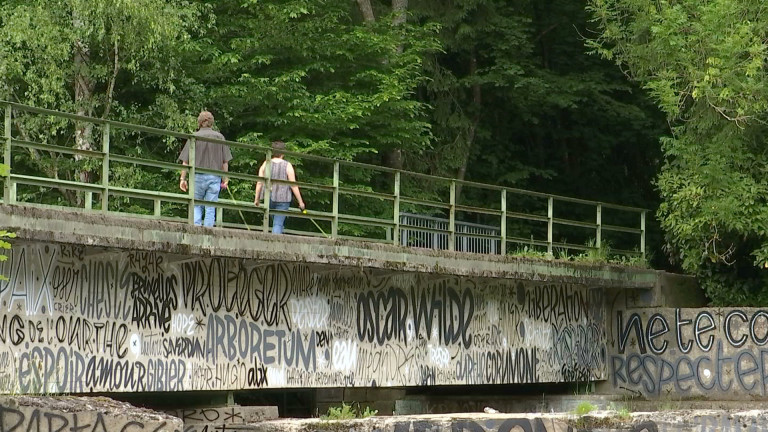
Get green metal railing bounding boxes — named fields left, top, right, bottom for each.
left=0, top=100, right=647, bottom=258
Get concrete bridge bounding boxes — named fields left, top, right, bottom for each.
left=0, top=203, right=668, bottom=412
left=0, top=101, right=681, bottom=417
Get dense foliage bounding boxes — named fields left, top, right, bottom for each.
left=195, top=0, right=437, bottom=161
left=589, top=0, right=768, bottom=304
left=412, top=0, right=663, bottom=202
left=0, top=0, right=201, bottom=119
left=0, top=0, right=204, bottom=205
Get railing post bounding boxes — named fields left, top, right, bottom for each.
left=154, top=199, right=162, bottom=218
left=262, top=151, right=273, bottom=233
left=596, top=204, right=602, bottom=249
left=84, top=192, right=93, bottom=210
left=448, top=180, right=456, bottom=251
left=187, top=137, right=196, bottom=225
left=393, top=171, right=400, bottom=246
left=500, top=189, right=507, bottom=255
left=640, top=210, right=646, bottom=259
left=332, top=161, right=339, bottom=238
left=547, top=196, right=554, bottom=256
left=101, top=123, right=110, bottom=212
left=3, top=105, right=11, bottom=204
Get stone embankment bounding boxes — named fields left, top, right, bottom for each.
left=199, top=411, right=768, bottom=432
left=4, top=396, right=768, bottom=432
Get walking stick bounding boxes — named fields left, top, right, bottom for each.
left=226, top=186, right=251, bottom=231
left=302, top=209, right=330, bottom=238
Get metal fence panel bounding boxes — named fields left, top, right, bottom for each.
left=400, top=213, right=499, bottom=254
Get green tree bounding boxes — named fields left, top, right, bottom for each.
left=0, top=0, right=202, bottom=118
left=410, top=0, right=537, bottom=198
left=407, top=0, right=663, bottom=191
left=402, top=0, right=664, bottom=254
left=0, top=0, right=204, bottom=204
left=588, top=0, right=768, bottom=304
left=194, top=0, right=436, bottom=161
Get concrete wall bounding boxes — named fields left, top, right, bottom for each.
left=0, top=240, right=606, bottom=394
left=607, top=307, right=768, bottom=399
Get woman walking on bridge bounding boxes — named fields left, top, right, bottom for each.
left=254, top=141, right=305, bottom=234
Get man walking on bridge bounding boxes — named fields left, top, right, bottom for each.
left=178, top=111, right=232, bottom=227
left=254, top=141, right=305, bottom=234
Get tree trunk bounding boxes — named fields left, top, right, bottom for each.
left=355, top=0, right=407, bottom=172
left=102, top=41, right=119, bottom=119
left=73, top=10, right=95, bottom=205
left=385, top=0, right=409, bottom=170
left=392, top=0, right=408, bottom=26
left=74, top=43, right=94, bottom=158
left=454, top=54, right=482, bottom=204
left=356, top=0, right=375, bottom=22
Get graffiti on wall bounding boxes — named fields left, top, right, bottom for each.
left=610, top=307, right=768, bottom=397
left=0, top=241, right=605, bottom=393
left=167, top=406, right=277, bottom=426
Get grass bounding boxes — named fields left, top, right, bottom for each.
left=567, top=401, right=635, bottom=430
left=568, top=401, right=601, bottom=430
left=320, top=402, right=378, bottom=420
left=511, top=238, right=649, bottom=269
left=571, top=239, right=609, bottom=264
left=608, top=402, right=632, bottom=421
left=572, top=401, right=598, bottom=416
left=509, top=245, right=550, bottom=259
left=608, top=253, right=650, bottom=268
left=615, top=407, right=632, bottom=420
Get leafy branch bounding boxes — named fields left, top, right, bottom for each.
left=0, top=163, right=15, bottom=281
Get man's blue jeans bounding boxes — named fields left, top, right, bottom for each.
left=193, top=173, right=221, bottom=227
left=270, top=201, right=291, bottom=234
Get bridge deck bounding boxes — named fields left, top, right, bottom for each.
left=2, top=204, right=657, bottom=289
